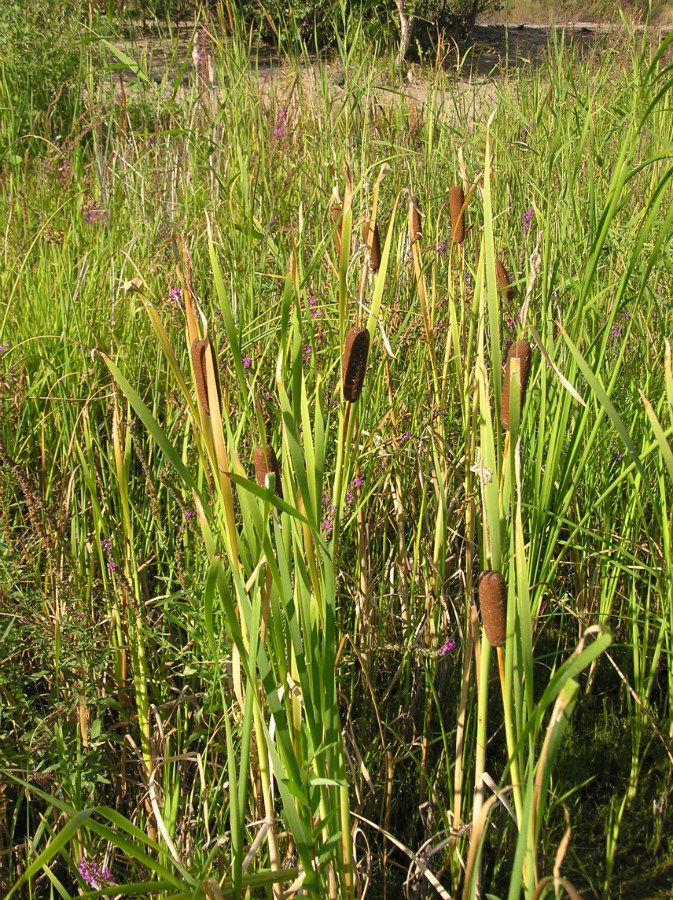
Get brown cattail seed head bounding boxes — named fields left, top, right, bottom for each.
left=478, top=570, right=507, bottom=648
left=501, top=339, right=532, bottom=430
left=449, top=185, right=465, bottom=244
left=342, top=327, right=370, bottom=403
left=331, top=206, right=342, bottom=257
left=191, top=337, right=210, bottom=415
left=253, top=444, right=283, bottom=499
left=495, top=259, right=515, bottom=302
left=364, top=220, right=381, bottom=273
left=408, top=196, right=422, bottom=243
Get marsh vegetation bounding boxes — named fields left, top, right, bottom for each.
left=1, top=5, right=673, bottom=898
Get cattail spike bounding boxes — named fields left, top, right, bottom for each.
left=253, top=444, right=283, bottom=499
left=495, top=259, right=515, bottom=302
left=364, top=220, right=381, bottom=274
left=191, top=337, right=210, bottom=415
left=449, top=185, right=466, bottom=244
left=478, top=570, right=507, bottom=648
left=342, top=327, right=370, bottom=403
left=191, top=336, right=221, bottom=417
left=331, top=206, right=343, bottom=257
left=501, top=339, right=532, bottom=430
left=408, top=196, right=422, bottom=243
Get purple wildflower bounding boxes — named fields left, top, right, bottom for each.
left=609, top=324, right=621, bottom=341
left=242, top=356, right=252, bottom=369
left=100, top=538, right=113, bottom=553
left=273, top=127, right=283, bottom=139
left=440, top=637, right=457, bottom=656
left=107, top=560, right=117, bottom=571
left=82, top=207, right=104, bottom=224
left=352, top=476, right=364, bottom=489
left=78, top=857, right=112, bottom=889
left=400, top=430, right=411, bottom=443
left=437, top=241, right=448, bottom=255
left=169, top=286, right=182, bottom=307
left=303, top=343, right=312, bottom=364
left=321, top=520, right=333, bottom=535
left=345, top=491, right=353, bottom=501
left=184, top=509, right=196, bottom=521
left=615, top=449, right=623, bottom=462
left=522, top=207, right=534, bottom=232
left=0, top=342, right=9, bottom=359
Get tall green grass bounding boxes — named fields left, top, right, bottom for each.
left=1, top=13, right=673, bottom=899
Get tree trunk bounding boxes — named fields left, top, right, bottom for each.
left=395, top=0, right=415, bottom=67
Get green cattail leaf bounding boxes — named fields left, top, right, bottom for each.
left=101, top=39, right=151, bottom=85
left=559, top=326, right=651, bottom=499
left=641, top=391, right=673, bottom=485
left=102, top=354, right=205, bottom=504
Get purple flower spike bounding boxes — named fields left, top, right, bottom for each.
left=242, top=356, right=252, bottom=369
left=78, top=856, right=112, bottom=889
left=440, top=637, right=457, bottom=656
left=522, top=207, right=534, bottom=232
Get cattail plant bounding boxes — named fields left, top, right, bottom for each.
left=478, top=570, right=507, bottom=647
left=449, top=185, right=465, bottom=243
left=253, top=443, right=282, bottom=499
left=342, top=326, right=370, bottom=403
left=331, top=205, right=343, bottom=257
left=364, top=220, right=381, bottom=273
left=408, top=196, right=422, bottom=243
left=191, top=337, right=211, bottom=415
left=495, top=259, right=515, bottom=302
left=500, top=339, right=532, bottom=430
left=191, top=336, right=221, bottom=417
